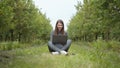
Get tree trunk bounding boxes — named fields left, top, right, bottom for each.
left=95, top=33, right=98, bottom=40
left=106, top=31, right=110, bottom=41
left=0, top=36, right=1, bottom=42
left=10, top=29, right=14, bottom=41
left=93, top=33, right=98, bottom=41
left=102, top=33, right=105, bottom=40
left=18, top=32, right=21, bottom=42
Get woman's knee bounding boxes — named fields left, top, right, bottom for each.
left=48, top=41, right=52, bottom=46
left=67, top=39, right=72, bottom=44
left=48, top=41, right=55, bottom=52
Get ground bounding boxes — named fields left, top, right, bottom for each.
left=0, top=42, right=120, bottom=68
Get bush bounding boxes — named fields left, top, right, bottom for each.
left=0, top=42, right=13, bottom=50
left=90, top=39, right=120, bottom=52
left=31, top=39, right=46, bottom=46
left=0, top=41, right=31, bottom=50
left=108, top=40, right=120, bottom=52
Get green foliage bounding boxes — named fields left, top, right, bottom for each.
left=90, top=39, right=120, bottom=52
left=0, top=42, right=32, bottom=50
left=0, top=0, right=52, bottom=43
left=68, top=0, right=120, bottom=41
left=32, top=39, right=46, bottom=45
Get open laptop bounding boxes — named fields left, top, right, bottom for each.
left=52, top=35, right=67, bottom=45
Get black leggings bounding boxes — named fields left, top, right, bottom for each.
left=48, top=39, right=72, bottom=52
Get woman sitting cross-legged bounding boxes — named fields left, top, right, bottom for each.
left=48, top=19, right=72, bottom=55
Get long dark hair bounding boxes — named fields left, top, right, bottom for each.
left=54, top=19, right=65, bottom=35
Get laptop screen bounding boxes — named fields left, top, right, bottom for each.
left=52, top=35, right=67, bottom=45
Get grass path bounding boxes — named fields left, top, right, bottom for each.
left=0, top=42, right=120, bottom=68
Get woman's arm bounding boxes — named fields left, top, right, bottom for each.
left=50, top=31, right=54, bottom=41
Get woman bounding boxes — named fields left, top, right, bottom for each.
left=48, top=19, right=72, bottom=55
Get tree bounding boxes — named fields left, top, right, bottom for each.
left=68, top=0, right=120, bottom=41
left=0, top=0, right=52, bottom=43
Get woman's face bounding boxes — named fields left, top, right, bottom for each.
left=57, top=22, right=63, bottom=31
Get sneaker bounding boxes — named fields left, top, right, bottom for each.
left=51, top=52, right=59, bottom=55
left=60, top=51, right=68, bottom=55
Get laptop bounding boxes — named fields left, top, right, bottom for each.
left=52, top=35, right=67, bottom=45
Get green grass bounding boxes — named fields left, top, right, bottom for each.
left=0, top=41, right=120, bottom=68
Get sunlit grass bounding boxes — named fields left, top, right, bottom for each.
left=0, top=41, right=120, bottom=68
